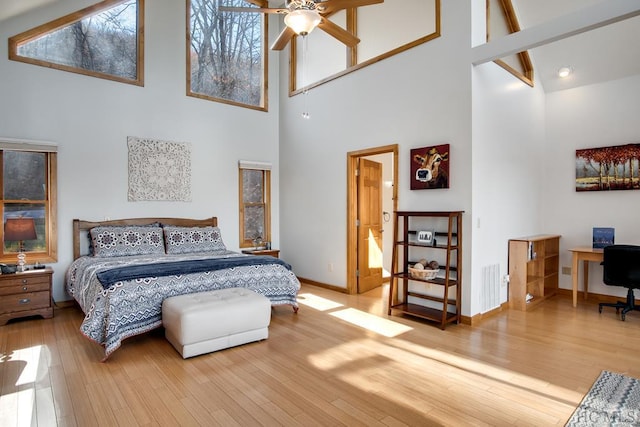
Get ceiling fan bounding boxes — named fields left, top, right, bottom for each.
left=220, top=0, right=384, bottom=51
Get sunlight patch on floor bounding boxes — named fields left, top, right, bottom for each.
left=307, top=339, right=373, bottom=371
left=300, top=287, right=581, bottom=417
left=0, top=388, right=35, bottom=426
left=10, top=345, right=44, bottom=386
left=297, top=292, right=344, bottom=311
left=386, top=338, right=584, bottom=404
left=330, top=308, right=413, bottom=337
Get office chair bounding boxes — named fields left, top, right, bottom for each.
left=598, top=245, right=640, bottom=321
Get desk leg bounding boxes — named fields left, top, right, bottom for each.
left=583, top=261, right=589, bottom=300
left=572, top=253, right=579, bottom=307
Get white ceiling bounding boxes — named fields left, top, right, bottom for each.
left=510, top=0, right=640, bottom=92
left=2, top=0, right=639, bottom=93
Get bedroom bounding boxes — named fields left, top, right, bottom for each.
left=0, top=0, right=640, bottom=422
left=1, top=0, right=638, bottom=318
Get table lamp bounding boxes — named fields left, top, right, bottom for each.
left=4, top=217, right=37, bottom=272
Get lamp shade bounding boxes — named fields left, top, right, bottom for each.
left=284, top=9, right=321, bottom=35
left=4, top=217, right=37, bottom=242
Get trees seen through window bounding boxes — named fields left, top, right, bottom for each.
left=9, top=0, right=143, bottom=85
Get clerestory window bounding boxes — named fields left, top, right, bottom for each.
left=188, top=0, right=268, bottom=111
left=9, top=0, right=144, bottom=86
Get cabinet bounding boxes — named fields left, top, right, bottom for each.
left=508, top=235, right=560, bottom=311
left=0, top=267, right=53, bottom=325
left=388, top=211, right=463, bottom=329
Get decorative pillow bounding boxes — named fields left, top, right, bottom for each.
left=163, top=226, right=226, bottom=254
left=90, top=225, right=165, bottom=257
left=87, top=222, right=161, bottom=256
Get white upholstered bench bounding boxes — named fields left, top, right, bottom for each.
left=162, top=287, right=271, bottom=358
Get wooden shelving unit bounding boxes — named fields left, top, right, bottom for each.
left=388, top=211, right=463, bottom=329
left=508, top=234, right=561, bottom=311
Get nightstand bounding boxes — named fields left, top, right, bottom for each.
left=0, top=267, right=53, bottom=326
left=241, top=249, right=280, bottom=258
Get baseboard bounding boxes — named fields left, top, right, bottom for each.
left=297, top=277, right=349, bottom=293
left=556, top=288, right=640, bottom=305
left=464, top=302, right=510, bottom=326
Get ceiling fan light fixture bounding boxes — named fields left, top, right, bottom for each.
left=284, top=9, right=321, bottom=36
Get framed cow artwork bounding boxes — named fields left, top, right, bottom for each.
left=410, top=144, right=450, bottom=190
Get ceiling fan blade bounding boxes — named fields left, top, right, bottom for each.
left=271, top=26, right=296, bottom=50
left=319, top=0, right=384, bottom=14
left=317, top=17, right=360, bottom=47
left=218, top=6, right=288, bottom=14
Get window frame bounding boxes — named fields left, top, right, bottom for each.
left=486, top=0, right=534, bottom=87
left=0, top=140, right=58, bottom=264
left=289, top=0, right=441, bottom=95
left=186, top=0, right=269, bottom=111
left=8, top=0, right=145, bottom=86
left=238, top=161, right=271, bottom=249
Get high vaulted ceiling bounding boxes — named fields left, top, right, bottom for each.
left=2, top=0, right=639, bottom=93
left=509, top=0, right=640, bottom=92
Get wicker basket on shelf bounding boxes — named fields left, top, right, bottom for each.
left=409, top=267, right=439, bottom=280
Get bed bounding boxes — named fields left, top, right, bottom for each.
left=65, top=216, right=300, bottom=360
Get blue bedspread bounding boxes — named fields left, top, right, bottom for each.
left=96, top=255, right=291, bottom=289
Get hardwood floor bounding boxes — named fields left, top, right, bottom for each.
left=2, top=282, right=640, bottom=426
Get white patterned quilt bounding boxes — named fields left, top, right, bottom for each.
left=65, top=250, right=300, bottom=359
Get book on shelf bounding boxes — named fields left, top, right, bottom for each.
left=592, top=227, right=614, bottom=249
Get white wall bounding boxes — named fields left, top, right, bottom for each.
left=545, top=74, right=640, bottom=298
left=0, top=0, right=281, bottom=302
left=279, top=1, right=474, bottom=314
left=471, top=61, right=546, bottom=314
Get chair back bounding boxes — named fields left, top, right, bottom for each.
left=603, top=245, right=640, bottom=288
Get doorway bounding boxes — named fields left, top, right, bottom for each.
left=346, top=144, right=398, bottom=294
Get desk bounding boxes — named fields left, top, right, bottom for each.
left=569, top=247, right=603, bottom=307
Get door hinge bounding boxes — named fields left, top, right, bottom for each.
left=355, top=168, right=359, bottom=177
left=355, top=269, right=359, bottom=277
left=356, top=219, right=360, bottom=227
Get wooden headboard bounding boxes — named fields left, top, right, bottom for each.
left=72, top=216, right=218, bottom=260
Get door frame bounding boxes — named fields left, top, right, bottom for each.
left=346, top=144, right=398, bottom=294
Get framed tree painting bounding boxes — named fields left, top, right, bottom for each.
left=576, top=143, right=640, bottom=191
left=410, top=144, right=450, bottom=190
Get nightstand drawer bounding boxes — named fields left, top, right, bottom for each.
left=0, top=274, right=50, bottom=289
left=0, top=281, right=50, bottom=296
left=0, top=291, right=50, bottom=313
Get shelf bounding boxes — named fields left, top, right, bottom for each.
left=393, top=272, right=459, bottom=287
left=396, top=241, right=460, bottom=250
left=408, top=230, right=458, bottom=237
left=388, top=211, right=463, bottom=329
left=389, top=303, right=459, bottom=328
left=406, top=291, right=457, bottom=305
left=508, top=235, right=561, bottom=311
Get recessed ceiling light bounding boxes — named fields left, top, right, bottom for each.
left=558, top=67, right=572, bottom=78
